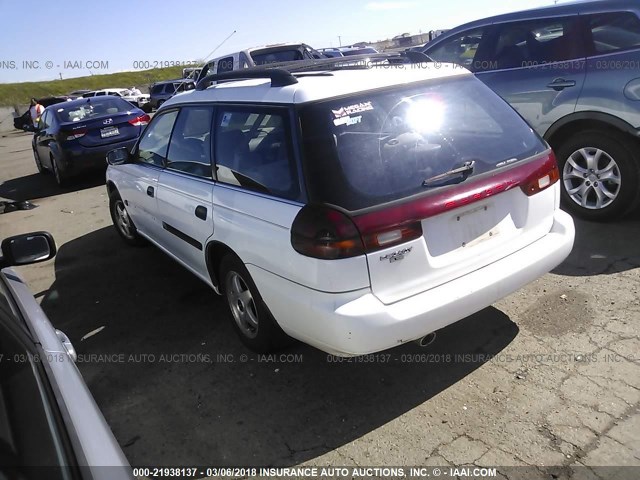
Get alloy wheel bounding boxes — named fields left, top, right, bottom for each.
left=225, top=271, right=259, bottom=339
left=563, top=147, right=621, bottom=210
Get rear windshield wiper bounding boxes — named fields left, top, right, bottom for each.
left=422, top=160, right=475, bottom=186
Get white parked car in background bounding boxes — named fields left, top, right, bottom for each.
left=83, top=88, right=150, bottom=110
left=105, top=59, right=575, bottom=356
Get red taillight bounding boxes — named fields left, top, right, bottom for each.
left=128, top=114, right=150, bottom=126
left=291, top=205, right=423, bottom=259
left=520, top=151, right=560, bottom=196
left=291, top=206, right=364, bottom=259
left=62, top=128, right=87, bottom=141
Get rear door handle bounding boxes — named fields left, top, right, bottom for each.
left=195, top=205, right=207, bottom=220
left=147, top=186, right=154, bottom=197
left=547, top=78, right=576, bottom=91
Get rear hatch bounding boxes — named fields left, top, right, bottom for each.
left=299, top=75, right=558, bottom=304
left=54, top=97, right=148, bottom=148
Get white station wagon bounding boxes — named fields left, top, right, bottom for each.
left=105, top=58, right=575, bottom=356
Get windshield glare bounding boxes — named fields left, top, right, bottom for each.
left=299, top=76, right=546, bottom=211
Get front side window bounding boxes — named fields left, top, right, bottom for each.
left=214, top=109, right=299, bottom=200
left=426, top=28, right=486, bottom=70
left=137, top=110, right=179, bottom=167
left=166, top=107, right=213, bottom=178
left=299, top=76, right=546, bottom=211
left=588, top=12, right=640, bottom=54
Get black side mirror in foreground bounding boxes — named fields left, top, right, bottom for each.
left=106, top=147, right=131, bottom=166
left=0, top=232, right=56, bottom=268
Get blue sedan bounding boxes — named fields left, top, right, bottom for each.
left=32, top=96, right=149, bottom=187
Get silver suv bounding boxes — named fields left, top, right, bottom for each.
left=421, top=0, right=640, bottom=220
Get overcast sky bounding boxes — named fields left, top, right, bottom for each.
left=0, top=0, right=553, bottom=83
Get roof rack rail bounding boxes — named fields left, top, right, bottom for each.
left=196, top=68, right=298, bottom=91
left=195, top=51, right=434, bottom=90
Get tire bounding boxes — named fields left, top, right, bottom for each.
left=141, top=103, right=152, bottom=113
left=109, top=191, right=146, bottom=246
left=33, top=148, right=44, bottom=174
left=556, top=130, right=640, bottom=221
left=219, top=254, right=293, bottom=353
left=51, top=155, right=71, bottom=187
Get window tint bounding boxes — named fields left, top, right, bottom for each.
left=137, top=110, right=178, bottom=167
left=214, top=109, right=299, bottom=200
left=151, top=84, right=164, bottom=94
left=96, top=91, right=106, bottom=96
left=38, top=111, right=50, bottom=129
left=251, top=49, right=304, bottom=65
left=217, top=56, right=234, bottom=73
left=163, top=83, right=176, bottom=94
left=589, top=12, right=640, bottom=54
left=299, top=77, right=546, bottom=211
left=426, top=28, right=485, bottom=70
left=166, top=107, right=213, bottom=178
left=488, top=17, right=582, bottom=69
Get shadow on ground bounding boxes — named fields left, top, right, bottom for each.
left=0, top=171, right=105, bottom=202
left=40, top=226, right=519, bottom=467
left=553, top=209, right=640, bottom=276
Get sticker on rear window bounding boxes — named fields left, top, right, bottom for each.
left=332, top=101, right=373, bottom=118
left=220, top=112, right=232, bottom=127
left=333, top=115, right=362, bottom=127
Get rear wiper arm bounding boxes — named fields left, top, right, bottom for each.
left=422, top=161, right=475, bottom=186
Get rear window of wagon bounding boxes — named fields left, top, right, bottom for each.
left=298, top=76, right=547, bottom=211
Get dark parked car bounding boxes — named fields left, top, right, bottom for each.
left=31, top=96, right=149, bottom=186
left=13, top=97, right=70, bottom=131
left=149, top=79, right=195, bottom=109
left=0, top=232, right=132, bottom=479
left=420, top=0, right=640, bottom=220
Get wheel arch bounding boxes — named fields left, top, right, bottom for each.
left=544, top=112, right=640, bottom=153
left=205, top=241, right=241, bottom=293
left=105, top=180, right=118, bottom=197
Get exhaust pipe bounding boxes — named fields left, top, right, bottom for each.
left=415, top=331, right=437, bottom=348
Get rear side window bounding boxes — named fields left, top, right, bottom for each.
left=214, top=109, right=299, bottom=200
left=163, top=83, right=176, bottom=94
left=299, top=76, right=546, bottom=211
left=151, top=84, right=164, bottom=94
left=166, top=107, right=213, bottom=178
left=251, top=49, right=304, bottom=65
left=217, top=56, right=234, bottom=73
left=488, top=16, right=583, bottom=69
left=588, top=12, right=640, bottom=54
left=137, top=110, right=179, bottom=167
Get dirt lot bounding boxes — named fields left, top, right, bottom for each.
left=1, top=130, right=639, bottom=478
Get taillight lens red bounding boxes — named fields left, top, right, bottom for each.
left=291, top=206, right=423, bottom=260
left=61, top=128, right=87, bottom=141
left=291, top=206, right=364, bottom=259
left=128, top=114, right=150, bottom=126
left=520, top=151, right=560, bottom=196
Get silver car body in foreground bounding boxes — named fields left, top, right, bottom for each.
left=0, top=232, right=132, bottom=480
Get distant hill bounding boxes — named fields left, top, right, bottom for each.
left=0, top=66, right=187, bottom=107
